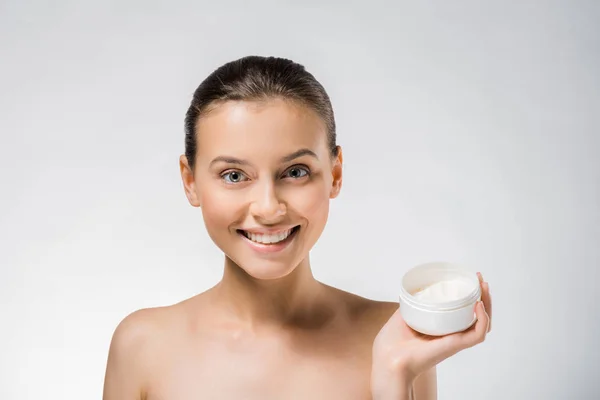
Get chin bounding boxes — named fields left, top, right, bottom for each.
left=231, top=256, right=302, bottom=280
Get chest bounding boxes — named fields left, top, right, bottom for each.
left=146, top=333, right=374, bottom=400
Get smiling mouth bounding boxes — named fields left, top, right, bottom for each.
left=237, top=226, right=300, bottom=245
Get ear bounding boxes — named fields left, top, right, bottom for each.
left=329, top=146, right=343, bottom=199
left=179, top=154, right=202, bottom=207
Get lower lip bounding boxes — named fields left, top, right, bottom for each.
left=238, top=227, right=300, bottom=254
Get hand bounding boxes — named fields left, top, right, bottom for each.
left=371, top=273, right=492, bottom=397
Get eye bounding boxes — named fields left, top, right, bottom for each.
left=284, top=166, right=310, bottom=179
left=221, top=170, right=248, bottom=184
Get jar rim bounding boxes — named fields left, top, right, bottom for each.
left=399, top=262, right=482, bottom=311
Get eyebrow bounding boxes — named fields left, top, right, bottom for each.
left=209, top=148, right=318, bottom=167
left=281, top=148, right=319, bottom=163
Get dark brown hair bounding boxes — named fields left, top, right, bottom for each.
left=184, top=56, right=338, bottom=170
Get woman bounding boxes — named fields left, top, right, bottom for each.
left=103, top=56, right=492, bottom=400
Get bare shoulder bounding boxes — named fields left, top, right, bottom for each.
left=108, top=306, right=171, bottom=355
left=355, top=299, right=399, bottom=336
left=102, top=300, right=195, bottom=399
left=326, top=285, right=399, bottom=334
left=364, top=300, right=400, bottom=325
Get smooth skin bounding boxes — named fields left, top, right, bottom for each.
left=102, top=99, right=492, bottom=400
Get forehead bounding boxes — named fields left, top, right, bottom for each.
left=195, top=99, right=328, bottom=162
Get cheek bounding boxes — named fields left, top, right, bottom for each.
left=199, top=185, right=243, bottom=231
left=291, top=180, right=331, bottom=225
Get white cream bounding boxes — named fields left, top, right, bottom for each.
left=412, top=278, right=474, bottom=303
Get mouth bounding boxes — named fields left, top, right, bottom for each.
left=237, top=226, right=300, bottom=246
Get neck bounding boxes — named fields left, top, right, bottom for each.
left=212, top=256, right=335, bottom=331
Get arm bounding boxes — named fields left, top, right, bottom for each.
left=103, top=310, right=152, bottom=400
left=371, top=366, right=436, bottom=400
left=413, top=367, right=437, bottom=400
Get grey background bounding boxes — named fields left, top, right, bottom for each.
left=1, top=0, right=599, bottom=399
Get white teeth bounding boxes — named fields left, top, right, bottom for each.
left=244, top=228, right=294, bottom=244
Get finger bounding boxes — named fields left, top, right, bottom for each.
left=481, top=281, right=492, bottom=332
left=460, top=301, right=489, bottom=347
left=477, top=272, right=492, bottom=332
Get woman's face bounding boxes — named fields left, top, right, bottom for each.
left=181, top=98, right=343, bottom=280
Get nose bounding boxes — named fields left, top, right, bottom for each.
left=249, top=180, right=287, bottom=223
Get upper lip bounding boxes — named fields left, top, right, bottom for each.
left=238, top=226, right=298, bottom=234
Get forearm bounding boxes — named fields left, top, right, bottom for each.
left=372, top=383, right=414, bottom=400
left=371, top=366, right=436, bottom=400
left=371, top=369, right=415, bottom=400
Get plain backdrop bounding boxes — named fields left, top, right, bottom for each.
left=1, top=0, right=599, bottom=399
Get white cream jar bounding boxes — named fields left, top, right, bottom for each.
left=399, top=262, right=481, bottom=336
